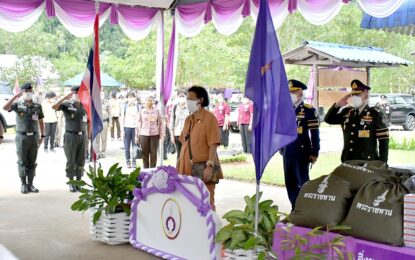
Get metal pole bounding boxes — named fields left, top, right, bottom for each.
left=254, top=181, right=260, bottom=234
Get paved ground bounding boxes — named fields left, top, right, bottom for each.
left=0, top=126, right=413, bottom=259
left=0, top=132, right=291, bottom=260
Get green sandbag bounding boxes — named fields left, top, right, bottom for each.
left=331, top=160, right=391, bottom=192
left=288, top=175, right=353, bottom=228
left=342, top=176, right=408, bottom=246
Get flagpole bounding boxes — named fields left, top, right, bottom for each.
left=254, top=181, right=260, bottom=235
left=93, top=0, right=99, bottom=174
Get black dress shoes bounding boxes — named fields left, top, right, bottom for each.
left=69, top=184, right=77, bottom=192
left=21, top=184, right=29, bottom=194
left=28, top=184, right=39, bottom=193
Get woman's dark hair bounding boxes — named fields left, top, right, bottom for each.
left=188, top=86, right=210, bottom=107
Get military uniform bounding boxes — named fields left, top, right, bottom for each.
left=376, top=97, right=391, bottom=125
left=283, top=80, right=320, bottom=209
left=58, top=99, right=87, bottom=181
left=7, top=83, right=44, bottom=193
left=324, top=80, right=389, bottom=163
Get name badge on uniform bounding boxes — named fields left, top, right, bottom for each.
left=358, top=130, right=370, bottom=138
left=82, top=115, right=87, bottom=122
left=32, top=114, right=39, bottom=121
left=297, top=126, right=303, bottom=134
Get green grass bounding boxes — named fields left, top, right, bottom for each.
left=223, top=150, right=415, bottom=186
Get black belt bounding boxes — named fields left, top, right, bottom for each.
left=17, top=131, right=37, bottom=136
left=103, top=118, right=109, bottom=122
left=66, top=131, right=84, bottom=135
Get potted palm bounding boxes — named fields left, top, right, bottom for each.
left=69, top=163, right=140, bottom=245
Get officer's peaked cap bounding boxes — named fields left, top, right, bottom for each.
left=351, top=79, right=370, bottom=94
left=288, top=79, right=307, bottom=91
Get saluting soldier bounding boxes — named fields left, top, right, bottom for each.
left=3, top=83, right=45, bottom=194
left=324, top=79, right=389, bottom=163
left=282, top=79, right=320, bottom=210
left=52, top=86, right=89, bottom=192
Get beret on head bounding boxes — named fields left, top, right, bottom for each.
left=45, top=91, right=56, bottom=98
left=21, top=83, right=33, bottom=91
left=351, top=79, right=370, bottom=94
left=71, top=86, right=80, bottom=92
left=288, top=79, right=307, bottom=91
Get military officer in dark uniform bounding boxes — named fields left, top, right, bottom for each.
left=376, top=94, right=391, bottom=125
left=324, top=79, right=389, bottom=163
left=282, top=79, right=320, bottom=210
left=52, top=86, right=89, bottom=192
left=3, top=83, right=45, bottom=194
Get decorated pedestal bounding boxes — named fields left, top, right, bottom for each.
left=89, top=209, right=130, bottom=245
left=129, top=166, right=222, bottom=260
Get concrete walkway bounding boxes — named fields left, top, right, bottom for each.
left=0, top=134, right=290, bottom=260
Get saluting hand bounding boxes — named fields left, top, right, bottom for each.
left=65, top=93, right=74, bottom=100
left=15, top=90, right=25, bottom=99
left=336, top=94, right=352, bottom=107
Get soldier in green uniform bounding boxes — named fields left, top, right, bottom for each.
left=3, top=83, right=45, bottom=194
left=324, top=79, right=389, bottom=163
left=52, top=86, right=89, bottom=192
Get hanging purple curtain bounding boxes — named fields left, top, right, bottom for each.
left=163, top=15, right=177, bottom=105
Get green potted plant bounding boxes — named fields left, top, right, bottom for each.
left=68, top=163, right=140, bottom=245
left=215, top=192, right=282, bottom=260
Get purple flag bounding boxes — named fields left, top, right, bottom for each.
left=245, top=0, right=297, bottom=182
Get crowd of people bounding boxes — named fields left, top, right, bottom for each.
left=0, top=78, right=390, bottom=211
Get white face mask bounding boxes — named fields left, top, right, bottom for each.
left=290, top=93, right=298, bottom=104
left=217, top=97, right=224, bottom=103
left=187, top=99, right=200, bottom=113
left=242, top=98, right=249, bottom=104
left=128, top=98, right=136, bottom=104
left=71, top=94, right=80, bottom=102
left=351, top=95, right=363, bottom=108
left=23, top=92, right=33, bottom=101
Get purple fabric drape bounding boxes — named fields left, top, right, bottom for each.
left=110, top=4, right=118, bottom=24
left=54, top=0, right=111, bottom=22
left=0, top=0, right=43, bottom=17
left=163, top=16, right=176, bottom=105
left=117, top=5, right=159, bottom=29
left=45, top=0, right=55, bottom=17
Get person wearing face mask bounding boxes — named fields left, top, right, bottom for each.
left=136, top=96, right=165, bottom=168
left=170, top=90, right=190, bottom=161
left=52, top=86, right=89, bottom=192
left=325, top=79, right=389, bottom=163
left=121, top=92, right=140, bottom=169
left=213, top=93, right=231, bottom=148
left=3, top=82, right=45, bottom=194
left=237, top=97, right=253, bottom=154
left=177, top=86, right=223, bottom=210
left=93, top=93, right=111, bottom=159
left=41, top=91, right=58, bottom=152
left=281, top=80, right=320, bottom=210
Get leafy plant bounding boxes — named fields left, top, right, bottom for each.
left=389, top=136, right=415, bottom=151
left=280, top=224, right=353, bottom=260
left=215, top=192, right=283, bottom=259
left=68, top=163, right=140, bottom=225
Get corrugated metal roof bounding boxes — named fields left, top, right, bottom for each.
left=306, top=41, right=411, bottom=65
left=283, top=41, right=412, bottom=67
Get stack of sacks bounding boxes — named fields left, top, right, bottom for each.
left=342, top=175, right=408, bottom=246
left=404, top=194, right=415, bottom=248
left=288, top=175, right=353, bottom=228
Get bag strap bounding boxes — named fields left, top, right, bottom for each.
left=187, top=119, right=194, bottom=165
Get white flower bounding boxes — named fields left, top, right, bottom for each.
left=152, top=169, right=169, bottom=190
